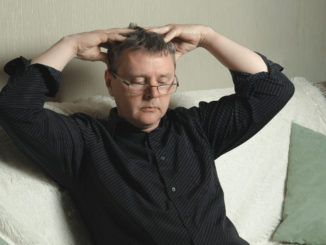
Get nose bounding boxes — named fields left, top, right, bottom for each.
left=144, top=85, right=160, bottom=98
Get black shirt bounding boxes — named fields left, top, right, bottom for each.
left=0, top=53, right=295, bottom=245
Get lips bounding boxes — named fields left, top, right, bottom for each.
left=141, top=106, right=159, bottom=111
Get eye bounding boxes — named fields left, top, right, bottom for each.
left=159, top=78, right=173, bottom=85
left=158, top=78, right=171, bottom=84
left=130, top=78, right=146, bottom=84
left=131, top=81, right=146, bottom=85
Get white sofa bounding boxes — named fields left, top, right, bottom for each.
left=1, top=77, right=326, bottom=245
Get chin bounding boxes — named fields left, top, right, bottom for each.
left=141, top=116, right=159, bottom=125
left=138, top=113, right=160, bottom=126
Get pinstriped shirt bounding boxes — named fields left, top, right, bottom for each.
left=0, top=53, right=294, bottom=245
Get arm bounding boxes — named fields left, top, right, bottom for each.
left=30, top=28, right=132, bottom=71
left=0, top=57, right=82, bottom=188
left=0, top=28, right=132, bottom=187
left=147, top=24, right=267, bottom=74
left=148, top=24, right=294, bottom=158
left=200, top=27, right=268, bottom=73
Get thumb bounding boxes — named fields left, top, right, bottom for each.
left=175, top=52, right=182, bottom=61
left=164, top=29, right=178, bottom=43
left=97, top=52, right=109, bottom=65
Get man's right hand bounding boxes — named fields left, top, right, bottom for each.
left=30, top=28, right=133, bottom=71
left=67, top=28, right=133, bottom=63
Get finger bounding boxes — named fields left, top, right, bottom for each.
left=110, top=33, right=128, bottom=42
left=103, top=28, right=136, bottom=34
left=97, top=33, right=128, bottom=50
left=99, top=43, right=109, bottom=48
left=175, top=52, right=182, bottom=61
left=144, top=26, right=159, bottom=31
left=97, top=52, right=109, bottom=64
left=164, top=29, right=178, bottom=43
left=101, top=33, right=127, bottom=44
left=146, top=25, right=172, bottom=34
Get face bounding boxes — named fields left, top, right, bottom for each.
left=105, top=49, right=175, bottom=133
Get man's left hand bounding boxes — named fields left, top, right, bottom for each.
left=146, top=24, right=210, bottom=60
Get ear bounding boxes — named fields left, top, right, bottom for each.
left=104, top=69, right=114, bottom=97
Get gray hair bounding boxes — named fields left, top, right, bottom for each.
left=107, top=23, right=176, bottom=74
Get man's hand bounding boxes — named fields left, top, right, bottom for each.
left=31, top=28, right=133, bottom=71
left=67, top=28, right=132, bottom=63
left=146, top=24, right=211, bottom=60
left=148, top=24, right=268, bottom=74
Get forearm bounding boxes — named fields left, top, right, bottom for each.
left=30, top=36, right=76, bottom=71
left=201, top=27, right=268, bottom=74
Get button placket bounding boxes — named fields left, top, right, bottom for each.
left=147, top=131, right=179, bottom=202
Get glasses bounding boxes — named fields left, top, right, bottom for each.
left=112, top=72, right=179, bottom=95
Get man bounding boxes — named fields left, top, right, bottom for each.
left=0, top=24, right=294, bottom=244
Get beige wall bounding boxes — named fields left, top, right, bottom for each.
left=0, top=0, right=325, bottom=102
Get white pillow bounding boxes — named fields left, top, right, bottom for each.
left=1, top=77, right=326, bottom=245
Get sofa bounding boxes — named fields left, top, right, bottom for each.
left=1, top=77, right=326, bottom=245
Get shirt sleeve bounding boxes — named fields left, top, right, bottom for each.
left=0, top=57, right=85, bottom=188
left=188, top=52, right=295, bottom=159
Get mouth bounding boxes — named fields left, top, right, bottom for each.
left=141, top=106, right=159, bottom=112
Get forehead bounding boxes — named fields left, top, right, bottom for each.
left=116, top=49, right=175, bottom=76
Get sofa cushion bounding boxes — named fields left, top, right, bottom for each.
left=271, top=122, right=326, bottom=244
left=0, top=236, right=9, bottom=245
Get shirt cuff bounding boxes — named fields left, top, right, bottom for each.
left=229, top=52, right=284, bottom=98
left=3, top=56, right=62, bottom=97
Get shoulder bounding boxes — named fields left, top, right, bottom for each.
left=167, top=101, right=212, bottom=121
left=70, top=112, right=94, bottom=123
left=69, top=112, right=107, bottom=132
left=166, top=106, right=204, bottom=129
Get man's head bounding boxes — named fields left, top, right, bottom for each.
left=104, top=24, right=178, bottom=133
left=107, top=23, right=176, bottom=74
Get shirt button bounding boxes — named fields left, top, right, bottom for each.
left=160, top=156, right=166, bottom=160
left=171, top=187, right=176, bottom=192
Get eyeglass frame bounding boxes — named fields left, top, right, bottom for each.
left=111, top=72, right=179, bottom=95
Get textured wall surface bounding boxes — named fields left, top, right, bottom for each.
left=0, top=0, right=325, bottom=102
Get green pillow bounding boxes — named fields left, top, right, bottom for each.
left=0, top=236, right=9, bottom=245
left=271, top=122, right=326, bottom=244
